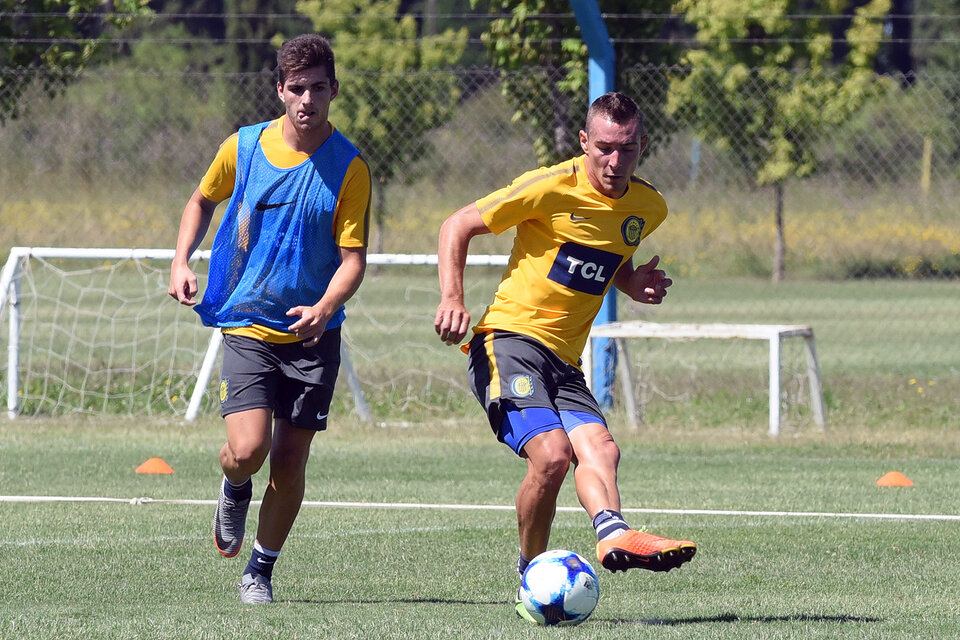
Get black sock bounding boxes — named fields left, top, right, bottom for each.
left=517, top=552, right=531, bottom=577
left=223, top=476, right=252, bottom=502
left=244, top=540, right=280, bottom=580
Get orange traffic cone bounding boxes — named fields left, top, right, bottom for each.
left=135, top=457, right=174, bottom=474
left=876, top=471, right=913, bottom=487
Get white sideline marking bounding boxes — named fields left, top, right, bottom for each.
left=7, top=524, right=529, bottom=547
left=1, top=495, right=958, bottom=521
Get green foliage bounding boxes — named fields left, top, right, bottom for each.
left=112, top=0, right=307, bottom=74
left=477, top=0, right=587, bottom=163
left=668, top=0, right=891, bottom=186
left=1, top=65, right=235, bottom=190
left=0, top=0, right=151, bottom=122
left=296, top=0, right=468, bottom=236
left=667, top=0, right=890, bottom=281
left=842, top=253, right=960, bottom=280
left=223, top=0, right=305, bottom=72
left=824, top=75, right=960, bottom=183
left=909, top=0, right=960, bottom=75
left=476, top=0, right=683, bottom=166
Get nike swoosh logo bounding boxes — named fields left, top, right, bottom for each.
left=316, top=412, right=328, bottom=420
left=255, top=201, right=295, bottom=211
left=570, top=213, right=590, bottom=221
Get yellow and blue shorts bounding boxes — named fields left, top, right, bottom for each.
left=466, top=330, right=606, bottom=455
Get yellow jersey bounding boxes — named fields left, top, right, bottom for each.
left=471, top=155, right=667, bottom=366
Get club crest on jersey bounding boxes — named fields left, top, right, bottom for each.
left=547, top=242, right=623, bottom=296
left=622, top=216, right=645, bottom=246
left=219, top=379, right=229, bottom=404
left=510, top=374, right=535, bottom=398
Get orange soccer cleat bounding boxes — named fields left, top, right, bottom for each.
left=596, top=529, right=697, bottom=573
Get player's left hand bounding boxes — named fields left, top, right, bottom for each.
left=286, top=305, right=329, bottom=346
left=627, top=255, right=672, bottom=304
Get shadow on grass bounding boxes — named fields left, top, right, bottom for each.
left=284, top=597, right=509, bottom=606
left=597, top=612, right=882, bottom=626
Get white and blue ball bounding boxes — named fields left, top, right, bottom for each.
left=519, top=549, right=600, bottom=626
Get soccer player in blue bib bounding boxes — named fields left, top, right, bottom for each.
left=435, top=92, right=696, bottom=617
left=169, top=34, right=371, bottom=604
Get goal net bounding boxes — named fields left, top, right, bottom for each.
left=0, top=247, right=507, bottom=425
left=1, top=247, right=819, bottom=432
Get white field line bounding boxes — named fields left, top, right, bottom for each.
left=6, top=523, right=533, bottom=548
left=1, top=495, right=958, bottom=521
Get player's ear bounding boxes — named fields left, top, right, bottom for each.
left=639, top=134, right=649, bottom=155
left=330, top=80, right=340, bottom=101
left=579, top=129, right=588, bottom=153
left=277, top=82, right=284, bottom=103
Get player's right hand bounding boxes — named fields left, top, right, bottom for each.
left=434, top=302, right=471, bottom=345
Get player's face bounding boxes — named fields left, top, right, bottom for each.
left=579, top=116, right=648, bottom=199
left=277, top=66, right=339, bottom=134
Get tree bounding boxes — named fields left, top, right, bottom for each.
left=475, top=0, right=683, bottom=166
left=296, top=0, right=468, bottom=251
left=0, top=0, right=150, bottom=122
left=668, top=0, right=890, bottom=282
left=909, top=0, right=960, bottom=76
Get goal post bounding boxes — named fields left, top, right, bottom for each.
left=0, top=247, right=509, bottom=422
left=1, top=247, right=210, bottom=420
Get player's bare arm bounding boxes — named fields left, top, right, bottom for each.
left=435, top=203, right=492, bottom=345
left=287, top=245, right=366, bottom=346
left=613, top=254, right=672, bottom=304
left=168, top=188, right=219, bottom=306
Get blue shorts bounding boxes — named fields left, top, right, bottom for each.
left=466, top=330, right=607, bottom=455
left=499, top=407, right=605, bottom=455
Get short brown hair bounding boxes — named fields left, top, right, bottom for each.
left=585, top=92, right=644, bottom=134
left=277, top=34, right=336, bottom=87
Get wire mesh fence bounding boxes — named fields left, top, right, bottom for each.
left=1, top=63, right=958, bottom=424
left=2, top=64, right=958, bottom=263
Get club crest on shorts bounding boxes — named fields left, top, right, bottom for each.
left=510, top=374, right=535, bottom=398
left=219, top=378, right=229, bottom=404
left=621, top=216, right=645, bottom=246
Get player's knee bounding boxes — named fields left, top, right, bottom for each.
left=542, top=455, right=572, bottom=487
left=594, top=434, right=620, bottom=467
left=530, top=437, right=573, bottom=484
left=225, top=439, right=270, bottom=471
left=575, top=427, right=620, bottom=467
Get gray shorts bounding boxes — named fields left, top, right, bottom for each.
left=219, top=330, right=341, bottom=431
left=466, top=330, right=605, bottom=441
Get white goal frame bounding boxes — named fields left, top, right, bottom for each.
left=1, top=247, right=509, bottom=421
left=583, top=321, right=827, bottom=437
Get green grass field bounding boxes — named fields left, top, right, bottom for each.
left=3, top=252, right=957, bottom=639
left=2, top=416, right=958, bottom=639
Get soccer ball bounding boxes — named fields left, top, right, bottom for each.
left=518, top=549, right=600, bottom=626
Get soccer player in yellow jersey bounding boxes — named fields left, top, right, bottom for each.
left=435, top=93, right=696, bottom=611
left=169, top=35, right=371, bottom=604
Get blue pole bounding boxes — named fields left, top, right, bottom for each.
left=569, top=0, right=617, bottom=408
